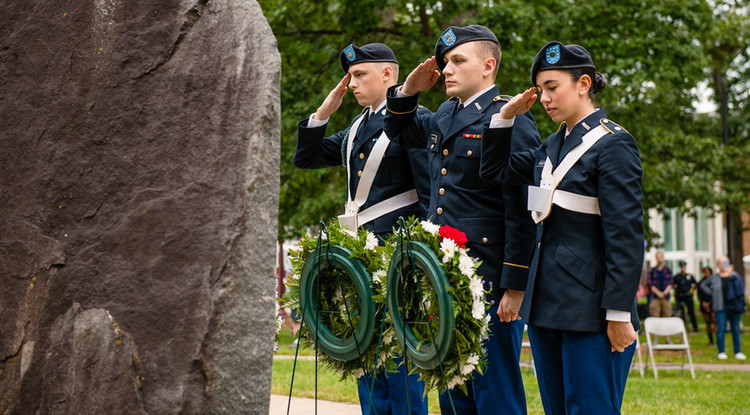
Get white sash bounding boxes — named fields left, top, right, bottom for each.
left=339, top=115, right=418, bottom=230
left=528, top=125, right=610, bottom=223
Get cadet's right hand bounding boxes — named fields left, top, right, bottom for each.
left=314, top=73, right=351, bottom=121
left=498, top=87, right=537, bottom=120
left=401, top=56, right=440, bottom=96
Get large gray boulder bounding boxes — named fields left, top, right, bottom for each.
left=0, top=0, right=280, bottom=414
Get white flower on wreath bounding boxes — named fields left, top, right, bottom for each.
left=352, top=368, right=365, bottom=378
left=459, top=363, right=474, bottom=375
left=372, top=270, right=387, bottom=286
left=342, top=227, right=357, bottom=239
left=440, top=238, right=457, bottom=263
left=447, top=375, right=464, bottom=389
left=472, top=298, right=485, bottom=320
left=365, top=231, right=378, bottom=251
left=459, top=252, right=475, bottom=277
left=468, top=276, right=483, bottom=300
left=383, top=332, right=393, bottom=345
left=421, top=220, right=440, bottom=235
left=482, top=314, right=492, bottom=340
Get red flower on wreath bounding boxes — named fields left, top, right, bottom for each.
left=438, top=225, right=467, bottom=248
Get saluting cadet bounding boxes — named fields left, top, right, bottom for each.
left=485, top=41, right=644, bottom=414
left=384, top=26, right=541, bottom=415
left=294, top=43, right=429, bottom=415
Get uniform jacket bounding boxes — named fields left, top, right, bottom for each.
left=294, top=106, right=430, bottom=238
left=484, top=108, right=644, bottom=332
left=384, top=84, right=541, bottom=302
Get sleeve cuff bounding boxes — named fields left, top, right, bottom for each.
left=395, top=85, right=414, bottom=98
left=308, top=113, right=329, bottom=128
left=606, top=309, right=631, bottom=322
left=489, top=114, right=514, bottom=129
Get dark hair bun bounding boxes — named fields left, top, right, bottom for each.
left=592, top=72, right=607, bottom=94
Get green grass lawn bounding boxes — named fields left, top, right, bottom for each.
left=274, top=309, right=750, bottom=414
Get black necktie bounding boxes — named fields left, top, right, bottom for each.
left=360, top=109, right=370, bottom=131
left=454, top=102, right=464, bottom=115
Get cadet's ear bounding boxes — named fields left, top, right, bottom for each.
left=577, top=74, right=592, bottom=96
left=382, top=65, right=393, bottom=81
left=483, top=57, right=496, bottom=77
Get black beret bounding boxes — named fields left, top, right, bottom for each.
left=434, top=25, right=499, bottom=71
left=530, top=41, right=596, bottom=84
left=340, top=43, right=398, bottom=74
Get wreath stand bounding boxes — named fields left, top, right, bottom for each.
left=286, top=222, right=387, bottom=415
left=387, top=217, right=458, bottom=415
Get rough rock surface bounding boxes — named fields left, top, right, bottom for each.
left=0, top=1, right=280, bottom=414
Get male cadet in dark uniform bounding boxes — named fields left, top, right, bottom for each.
left=294, top=43, right=429, bottom=415
left=384, top=26, right=540, bottom=415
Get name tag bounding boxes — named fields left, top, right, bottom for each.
left=528, top=185, right=551, bottom=212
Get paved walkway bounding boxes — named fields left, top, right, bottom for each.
left=269, top=394, right=361, bottom=415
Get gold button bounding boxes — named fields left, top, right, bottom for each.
left=467, top=150, right=473, bottom=157
left=357, top=170, right=363, bottom=177
left=436, top=207, right=443, bottom=215
left=482, top=237, right=488, bottom=243
left=359, top=153, right=365, bottom=159
left=439, top=188, right=445, bottom=196
left=441, top=168, right=447, bottom=176
left=442, top=149, right=449, bottom=156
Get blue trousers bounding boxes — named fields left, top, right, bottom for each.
left=715, top=308, right=743, bottom=355
left=527, top=325, right=635, bottom=415
left=357, top=356, right=428, bottom=415
left=438, top=305, right=526, bottom=415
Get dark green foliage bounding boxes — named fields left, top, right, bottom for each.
left=260, top=0, right=750, bottom=242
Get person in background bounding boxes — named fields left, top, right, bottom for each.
left=674, top=260, right=698, bottom=332
left=697, top=266, right=716, bottom=346
left=700, top=256, right=746, bottom=360
left=647, top=250, right=673, bottom=344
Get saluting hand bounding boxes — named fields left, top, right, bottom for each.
left=314, top=73, right=351, bottom=121
left=401, top=56, right=440, bottom=96
left=498, top=87, right=538, bottom=119
left=607, top=320, right=637, bottom=353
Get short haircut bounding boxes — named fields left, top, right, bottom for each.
left=382, top=62, right=399, bottom=81
left=474, top=40, right=502, bottom=78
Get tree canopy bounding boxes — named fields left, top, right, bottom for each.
left=260, top=0, right=750, bottom=244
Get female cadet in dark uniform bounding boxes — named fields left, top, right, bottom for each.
left=481, top=41, right=643, bottom=414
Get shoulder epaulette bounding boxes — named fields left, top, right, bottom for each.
left=599, top=118, right=628, bottom=134
left=493, top=94, right=513, bottom=102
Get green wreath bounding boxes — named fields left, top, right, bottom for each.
left=386, top=217, right=491, bottom=392
left=285, top=220, right=397, bottom=379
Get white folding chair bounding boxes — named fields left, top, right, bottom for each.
left=630, top=336, right=644, bottom=378
left=644, top=317, right=695, bottom=379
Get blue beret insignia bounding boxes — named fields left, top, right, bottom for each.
left=545, top=44, right=561, bottom=64
left=344, top=44, right=356, bottom=62
left=441, top=28, right=457, bottom=46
